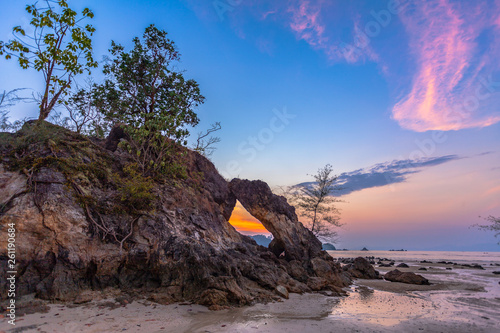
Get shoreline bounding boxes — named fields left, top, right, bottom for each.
left=2, top=255, right=499, bottom=332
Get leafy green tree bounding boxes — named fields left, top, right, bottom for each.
left=289, top=164, right=343, bottom=242
left=0, top=0, right=97, bottom=121
left=93, top=24, right=205, bottom=175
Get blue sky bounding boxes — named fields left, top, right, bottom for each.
left=1, top=0, right=499, bottom=250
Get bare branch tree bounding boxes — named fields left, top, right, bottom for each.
left=193, top=122, right=221, bottom=157
left=473, top=216, right=500, bottom=244
left=286, top=164, right=343, bottom=243
left=0, top=88, right=33, bottom=131
left=57, top=79, right=111, bottom=137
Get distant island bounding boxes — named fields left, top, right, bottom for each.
left=250, top=234, right=273, bottom=247
left=389, top=249, right=408, bottom=251
left=252, top=236, right=338, bottom=252
left=322, top=243, right=336, bottom=250
left=361, top=247, right=369, bottom=251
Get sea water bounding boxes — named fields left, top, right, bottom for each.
left=327, top=250, right=500, bottom=265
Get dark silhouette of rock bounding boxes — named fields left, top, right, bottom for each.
left=344, top=257, right=381, bottom=279
left=397, top=263, right=409, bottom=268
left=361, top=247, right=369, bottom=251
left=322, top=243, right=336, bottom=251
left=104, top=124, right=128, bottom=151
left=0, top=122, right=349, bottom=308
left=384, top=269, right=430, bottom=285
left=251, top=234, right=273, bottom=247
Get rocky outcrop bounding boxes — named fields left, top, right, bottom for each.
left=0, top=122, right=349, bottom=308
left=384, top=269, right=430, bottom=285
left=229, top=179, right=322, bottom=261
left=344, top=257, right=381, bottom=279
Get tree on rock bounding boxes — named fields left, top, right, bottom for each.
left=289, top=164, right=343, bottom=242
left=93, top=24, right=205, bottom=176
left=0, top=0, right=97, bottom=121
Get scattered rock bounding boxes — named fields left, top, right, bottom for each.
left=275, top=285, right=289, bottom=299
left=418, top=268, right=427, bottom=271
left=397, top=263, right=409, bottom=268
left=384, top=269, right=430, bottom=285
left=492, top=271, right=500, bottom=275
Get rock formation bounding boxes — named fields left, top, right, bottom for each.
left=384, top=269, right=430, bottom=285
left=0, top=122, right=350, bottom=309
left=229, top=179, right=323, bottom=261
left=343, top=257, right=381, bottom=279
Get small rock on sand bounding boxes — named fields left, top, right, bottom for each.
left=276, top=285, right=289, bottom=299
left=384, top=269, right=430, bottom=285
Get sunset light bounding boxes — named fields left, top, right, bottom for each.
left=228, top=200, right=270, bottom=235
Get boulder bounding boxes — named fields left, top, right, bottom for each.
left=275, top=285, right=289, bottom=299
left=384, top=269, right=430, bottom=285
left=345, top=257, right=381, bottom=279
left=397, top=263, right=409, bottom=268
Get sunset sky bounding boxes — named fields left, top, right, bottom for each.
left=1, top=0, right=499, bottom=250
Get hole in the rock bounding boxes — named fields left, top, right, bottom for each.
left=228, top=200, right=273, bottom=246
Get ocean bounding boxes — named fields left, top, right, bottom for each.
left=327, top=250, right=500, bottom=265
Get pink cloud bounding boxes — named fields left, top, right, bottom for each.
left=288, top=1, right=327, bottom=47
left=286, top=1, right=379, bottom=64
left=392, top=0, right=500, bottom=132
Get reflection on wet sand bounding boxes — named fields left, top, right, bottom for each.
left=2, top=256, right=500, bottom=332
left=330, top=285, right=435, bottom=327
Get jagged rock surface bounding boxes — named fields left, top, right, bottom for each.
left=0, top=122, right=350, bottom=308
left=344, top=257, right=381, bottom=279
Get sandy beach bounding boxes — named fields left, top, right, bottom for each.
left=2, top=253, right=499, bottom=333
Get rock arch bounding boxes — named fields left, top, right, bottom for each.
left=228, top=179, right=322, bottom=261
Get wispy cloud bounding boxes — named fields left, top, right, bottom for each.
left=288, top=1, right=327, bottom=48
left=392, top=0, right=500, bottom=132
left=286, top=1, right=377, bottom=63
left=295, top=155, right=461, bottom=196
left=285, top=0, right=500, bottom=131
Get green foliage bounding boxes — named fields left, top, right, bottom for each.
left=0, top=0, right=97, bottom=121
left=93, top=24, right=204, bottom=176
left=114, top=164, right=155, bottom=212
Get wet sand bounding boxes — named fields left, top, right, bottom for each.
left=1, top=260, right=499, bottom=333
